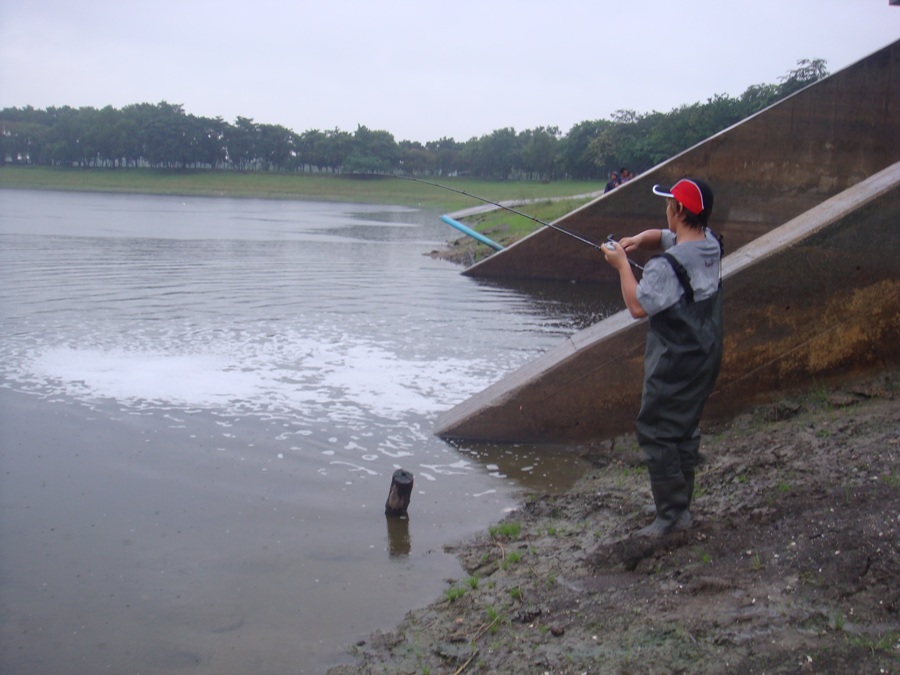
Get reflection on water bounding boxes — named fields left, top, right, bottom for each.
left=0, top=189, right=616, bottom=673
left=477, top=277, right=622, bottom=332
left=454, top=440, right=598, bottom=494
left=386, top=516, right=412, bottom=557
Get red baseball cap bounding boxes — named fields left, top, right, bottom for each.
left=652, top=178, right=713, bottom=217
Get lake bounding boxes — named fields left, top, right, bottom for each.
left=0, top=188, right=619, bottom=673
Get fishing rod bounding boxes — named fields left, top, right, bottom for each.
left=392, top=174, right=643, bottom=270
left=394, top=174, right=602, bottom=250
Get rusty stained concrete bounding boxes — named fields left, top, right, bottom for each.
left=463, top=39, right=899, bottom=286
left=434, top=163, right=900, bottom=443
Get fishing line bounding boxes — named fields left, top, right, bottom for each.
left=392, top=174, right=644, bottom=270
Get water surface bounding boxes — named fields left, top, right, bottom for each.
left=0, top=189, right=619, bottom=673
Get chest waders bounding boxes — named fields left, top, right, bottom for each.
left=635, top=251, right=723, bottom=536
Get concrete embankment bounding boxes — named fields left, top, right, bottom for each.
left=435, top=39, right=900, bottom=444
left=435, top=160, right=900, bottom=443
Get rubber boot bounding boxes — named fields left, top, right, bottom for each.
left=641, top=470, right=695, bottom=528
left=636, top=477, right=691, bottom=537
left=674, top=469, right=695, bottom=531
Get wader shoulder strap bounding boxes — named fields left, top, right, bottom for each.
left=709, top=228, right=724, bottom=256
left=657, top=252, right=694, bottom=304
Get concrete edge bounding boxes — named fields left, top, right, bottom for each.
left=433, top=160, right=900, bottom=439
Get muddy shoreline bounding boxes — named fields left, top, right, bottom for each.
left=327, top=371, right=898, bottom=674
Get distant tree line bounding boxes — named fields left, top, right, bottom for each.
left=0, top=60, right=826, bottom=181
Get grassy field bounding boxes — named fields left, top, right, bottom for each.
left=0, top=166, right=601, bottom=214
left=462, top=197, right=596, bottom=238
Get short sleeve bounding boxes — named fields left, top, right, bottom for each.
left=659, top=229, right=676, bottom=250
left=636, top=256, right=683, bottom=316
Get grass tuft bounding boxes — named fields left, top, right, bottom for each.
left=489, top=522, right=521, bottom=539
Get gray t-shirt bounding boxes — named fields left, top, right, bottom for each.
left=636, top=228, right=721, bottom=317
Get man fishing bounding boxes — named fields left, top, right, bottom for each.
left=602, top=178, right=723, bottom=536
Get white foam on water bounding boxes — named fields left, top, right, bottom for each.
left=28, top=347, right=259, bottom=408
left=8, top=327, right=500, bottom=433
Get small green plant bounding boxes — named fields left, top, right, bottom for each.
left=467, top=575, right=480, bottom=590
left=750, top=550, right=763, bottom=571
left=489, top=522, right=521, bottom=539
left=810, top=380, right=831, bottom=407
left=485, top=605, right=503, bottom=633
left=848, top=631, right=898, bottom=655
left=737, top=474, right=749, bottom=484
left=799, top=570, right=818, bottom=585
left=700, top=551, right=712, bottom=564
left=502, top=550, right=523, bottom=570
left=882, top=470, right=900, bottom=488
left=776, top=481, right=791, bottom=493
left=615, top=463, right=647, bottom=487
left=445, top=585, right=466, bottom=603
left=509, top=587, right=522, bottom=600
left=832, top=612, right=846, bottom=631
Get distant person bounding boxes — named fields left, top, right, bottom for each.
left=602, top=178, right=723, bottom=537
left=619, top=168, right=634, bottom=183
left=604, top=171, right=620, bottom=193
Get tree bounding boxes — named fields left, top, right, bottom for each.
left=0, top=106, right=52, bottom=164
left=44, top=106, right=88, bottom=166
left=558, top=120, right=610, bottom=180
left=587, top=110, right=641, bottom=175
left=585, top=58, right=829, bottom=176
left=518, top=126, right=560, bottom=180
left=345, top=125, right=399, bottom=173
left=323, top=128, right=354, bottom=173
left=0, top=56, right=829, bottom=177
left=467, top=127, right=518, bottom=179
left=225, top=116, right=260, bottom=170
left=778, top=58, right=829, bottom=97
left=190, top=116, right=227, bottom=169
left=123, top=101, right=192, bottom=168
left=398, top=140, right=436, bottom=175
left=297, top=129, right=326, bottom=171
left=257, top=123, right=297, bottom=170
left=425, top=137, right=462, bottom=176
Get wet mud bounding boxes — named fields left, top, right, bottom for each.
left=328, top=371, right=899, bottom=674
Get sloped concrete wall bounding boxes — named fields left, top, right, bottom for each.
left=434, top=163, right=900, bottom=443
left=464, top=39, right=899, bottom=285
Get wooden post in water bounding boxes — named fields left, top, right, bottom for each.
left=384, top=469, right=414, bottom=516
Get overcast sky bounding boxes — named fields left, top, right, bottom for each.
left=1, top=1, right=897, bottom=143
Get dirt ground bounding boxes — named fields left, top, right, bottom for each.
left=327, top=370, right=899, bottom=674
